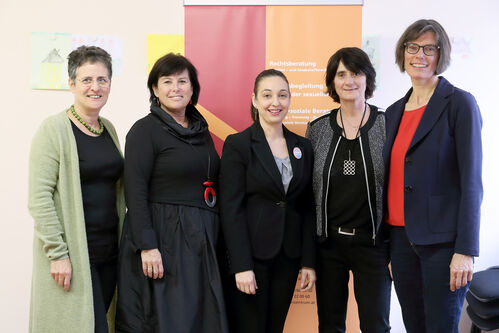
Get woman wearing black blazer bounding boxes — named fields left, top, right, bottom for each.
left=219, top=69, right=316, bottom=333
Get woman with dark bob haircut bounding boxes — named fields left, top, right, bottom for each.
left=116, top=53, right=229, bottom=333
left=384, top=19, right=482, bottom=333
left=306, top=47, right=391, bottom=332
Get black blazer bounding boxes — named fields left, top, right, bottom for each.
left=219, top=121, right=316, bottom=274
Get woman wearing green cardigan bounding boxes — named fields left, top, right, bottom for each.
left=28, top=46, right=126, bottom=333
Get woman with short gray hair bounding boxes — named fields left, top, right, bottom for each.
left=28, top=45, right=125, bottom=333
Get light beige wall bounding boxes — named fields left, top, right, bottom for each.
left=0, top=1, right=184, bottom=331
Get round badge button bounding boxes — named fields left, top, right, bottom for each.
left=293, top=147, right=302, bottom=159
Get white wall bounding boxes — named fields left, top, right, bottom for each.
left=362, top=0, right=499, bottom=331
left=0, top=0, right=497, bottom=332
left=363, top=0, right=499, bottom=271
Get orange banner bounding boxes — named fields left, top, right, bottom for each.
left=264, top=6, right=362, bottom=332
left=186, top=5, right=363, bottom=332
left=266, top=5, right=362, bottom=136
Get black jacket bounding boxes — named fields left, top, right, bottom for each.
left=306, top=105, right=386, bottom=243
left=219, top=121, right=316, bottom=274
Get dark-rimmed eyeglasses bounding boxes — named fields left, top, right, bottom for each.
left=404, top=42, right=440, bottom=56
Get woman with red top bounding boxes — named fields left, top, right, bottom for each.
left=384, top=19, right=483, bottom=333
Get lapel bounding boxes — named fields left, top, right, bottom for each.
left=283, top=126, right=302, bottom=195
left=250, top=122, right=286, bottom=195
left=408, top=77, right=453, bottom=151
left=384, top=91, right=409, bottom=166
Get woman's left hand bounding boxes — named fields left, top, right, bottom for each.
left=50, top=258, right=72, bottom=292
left=449, top=253, right=474, bottom=291
left=141, top=248, right=164, bottom=279
left=300, top=267, right=316, bottom=292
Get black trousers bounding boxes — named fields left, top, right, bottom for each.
left=390, top=226, right=467, bottom=333
left=316, top=232, right=391, bottom=333
left=228, top=250, right=300, bottom=333
left=90, top=259, right=117, bottom=333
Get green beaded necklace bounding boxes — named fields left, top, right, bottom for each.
left=70, top=105, right=104, bottom=135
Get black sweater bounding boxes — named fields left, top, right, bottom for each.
left=124, top=104, right=220, bottom=250
left=72, top=122, right=123, bottom=263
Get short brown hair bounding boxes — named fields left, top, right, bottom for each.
left=395, top=19, right=451, bottom=75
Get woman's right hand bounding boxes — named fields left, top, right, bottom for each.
left=50, top=258, right=72, bottom=292
left=235, top=270, right=258, bottom=294
left=141, top=249, right=164, bottom=279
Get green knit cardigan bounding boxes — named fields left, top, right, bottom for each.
left=28, top=111, right=126, bottom=333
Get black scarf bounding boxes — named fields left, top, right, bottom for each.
left=150, top=103, right=209, bottom=145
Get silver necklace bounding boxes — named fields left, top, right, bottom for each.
left=339, top=103, right=367, bottom=176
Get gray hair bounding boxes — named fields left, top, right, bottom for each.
left=395, top=19, right=451, bottom=75
left=67, top=45, right=112, bottom=81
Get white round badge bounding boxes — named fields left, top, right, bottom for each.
left=293, top=147, right=302, bottom=159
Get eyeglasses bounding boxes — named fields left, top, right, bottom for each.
left=404, top=42, right=440, bottom=56
left=77, top=77, right=110, bottom=88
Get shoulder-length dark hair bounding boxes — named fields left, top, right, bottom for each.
left=325, top=47, right=376, bottom=103
left=395, top=19, right=451, bottom=75
left=147, top=53, right=200, bottom=105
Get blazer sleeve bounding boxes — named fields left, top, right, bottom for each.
left=124, top=119, right=158, bottom=250
left=219, top=135, right=254, bottom=274
left=300, top=140, right=316, bottom=268
left=28, top=119, right=69, bottom=261
left=452, top=91, right=483, bottom=256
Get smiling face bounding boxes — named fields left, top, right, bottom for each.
left=334, top=61, right=367, bottom=104
left=404, top=31, right=439, bottom=82
left=252, top=75, right=290, bottom=127
left=69, top=61, right=111, bottom=113
left=153, top=69, right=193, bottom=114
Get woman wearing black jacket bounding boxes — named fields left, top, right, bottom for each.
left=306, top=48, right=391, bottom=333
left=219, top=69, right=316, bottom=333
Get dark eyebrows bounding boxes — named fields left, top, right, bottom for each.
left=160, top=75, right=189, bottom=80
left=260, top=89, right=289, bottom=93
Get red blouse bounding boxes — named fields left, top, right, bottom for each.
left=386, top=105, right=426, bottom=226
